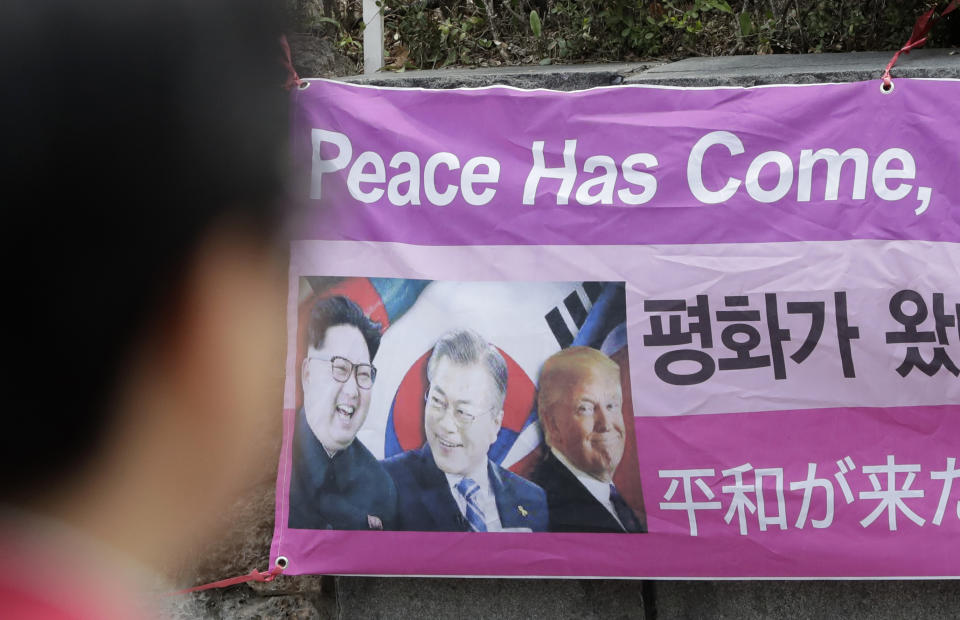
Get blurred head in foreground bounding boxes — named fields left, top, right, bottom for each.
left=1, top=0, right=289, bottom=585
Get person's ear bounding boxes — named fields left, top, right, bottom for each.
left=489, top=408, right=504, bottom=443
left=539, top=398, right=559, bottom=444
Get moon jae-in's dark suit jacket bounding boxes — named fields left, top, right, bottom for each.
left=381, top=445, right=549, bottom=532
left=532, top=451, right=645, bottom=533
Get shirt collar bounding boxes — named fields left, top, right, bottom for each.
left=444, top=461, right=492, bottom=497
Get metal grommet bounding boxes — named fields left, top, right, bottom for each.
left=880, top=80, right=894, bottom=94
left=275, top=556, right=289, bottom=569
left=297, top=81, right=310, bottom=91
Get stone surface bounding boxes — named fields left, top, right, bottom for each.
left=169, top=581, right=335, bottom=619
left=331, top=49, right=960, bottom=90
left=289, top=33, right=356, bottom=79
left=248, top=575, right=329, bottom=597
left=190, top=588, right=334, bottom=620
left=338, top=62, right=659, bottom=91
left=336, top=576, right=645, bottom=619
left=652, top=580, right=960, bottom=620
left=625, top=48, right=960, bottom=86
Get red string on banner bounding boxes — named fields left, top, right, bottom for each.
left=167, top=564, right=285, bottom=596
left=882, top=0, right=959, bottom=91
left=280, top=34, right=303, bottom=91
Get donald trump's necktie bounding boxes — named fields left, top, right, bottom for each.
left=610, top=484, right=643, bottom=533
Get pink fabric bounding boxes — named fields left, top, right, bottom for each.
left=272, top=404, right=959, bottom=577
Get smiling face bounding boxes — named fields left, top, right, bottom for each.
left=545, top=361, right=624, bottom=483
left=301, top=324, right=372, bottom=453
left=424, top=356, right=503, bottom=478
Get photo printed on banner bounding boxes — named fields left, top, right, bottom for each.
left=287, top=276, right=646, bottom=534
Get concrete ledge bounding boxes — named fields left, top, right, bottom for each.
left=339, top=62, right=658, bottom=90
left=654, top=579, right=960, bottom=620
left=336, top=576, right=645, bottom=619
left=336, top=49, right=958, bottom=89
left=626, top=48, right=960, bottom=86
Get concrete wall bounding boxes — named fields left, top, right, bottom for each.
left=176, top=49, right=960, bottom=619
left=339, top=49, right=959, bottom=89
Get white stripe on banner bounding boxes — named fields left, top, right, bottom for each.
left=502, top=421, right=544, bottom=470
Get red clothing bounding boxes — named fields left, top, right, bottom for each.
left=0, top=515, right=158, bottom=620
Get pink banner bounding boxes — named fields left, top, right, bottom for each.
left=271, top=79, right=960, bottom=578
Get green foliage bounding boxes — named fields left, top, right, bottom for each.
left=292, top=1, right=960, bottom=71
left=530, top=9, right=542, bottom=37
left=385, top=2, right=496, bottom=68
left=288, top=0, right=366, bottom=70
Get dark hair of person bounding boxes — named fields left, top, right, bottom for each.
left=1, top=0, right=290, bottom=500
left=307, top=296, right=383, bottom=360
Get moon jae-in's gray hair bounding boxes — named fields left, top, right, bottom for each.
left=426, top=328, right=508, bottom=408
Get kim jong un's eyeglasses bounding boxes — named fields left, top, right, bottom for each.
left=305, top=355, right=377, bottom=389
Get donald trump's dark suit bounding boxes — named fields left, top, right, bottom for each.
left=382, top=445, right=549, bottom=532
left=532, top=451, right=644, bottom=533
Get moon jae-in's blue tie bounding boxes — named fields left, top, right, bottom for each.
left=456, top=477, right=488, bottom=532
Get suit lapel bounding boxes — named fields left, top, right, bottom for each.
left=490, top=461, right=527, bottom=529
left=415, top=446, right=466, bottom=531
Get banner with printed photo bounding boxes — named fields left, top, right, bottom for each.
left=270, top=77, right=960, bottom=578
